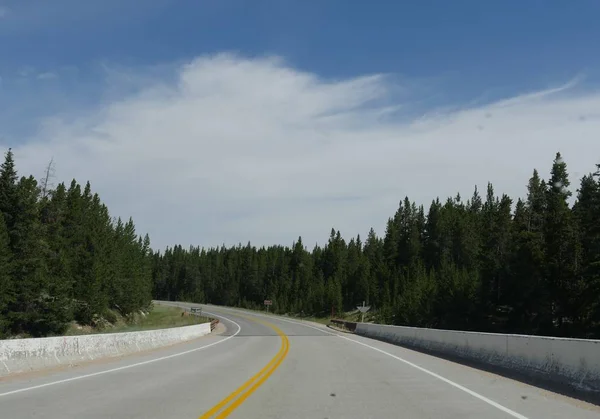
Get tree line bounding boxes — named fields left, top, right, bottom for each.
left=1, top=148, right=599, bottom=339
left=0, top=149, right=152, bottom=338
left=152, top=153, right=600, bottom=338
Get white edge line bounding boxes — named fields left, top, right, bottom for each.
left=0, top=311, right=241, bottom=398
left=334, top=334, right=529, bottom=419
left=211, top=305, right=529, bottom=419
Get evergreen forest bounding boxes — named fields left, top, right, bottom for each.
left=1, top=148, right=599, bottom=339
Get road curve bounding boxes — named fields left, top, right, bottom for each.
left=1, top=303, right=599, bottom=419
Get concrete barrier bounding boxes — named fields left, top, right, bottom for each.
left=0, top=322, right=211, bottom=377
left=355, top=323, right=600, bottom=404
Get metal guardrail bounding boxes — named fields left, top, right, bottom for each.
left=330, top=319, right=357, bottom=332
left=186, top=306, right=219, bottom=332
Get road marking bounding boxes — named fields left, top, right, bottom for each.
left=334, top=334, right=530, bottom=419
left=0, top=311, right=240, bottom=399
left=199, top=315, right=289, bottom=419
left=209, top=306, right=529, bottom=419
left=203, top=305, right=336, bottom=334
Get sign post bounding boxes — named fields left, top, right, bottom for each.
left=190, top=306, right=202, bottom=316
left=264, top=299, right=272, bottom=312
left=356, top=301, right=371, bottom=323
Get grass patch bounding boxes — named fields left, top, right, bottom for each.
left=66, top=305, right=210, bottom=335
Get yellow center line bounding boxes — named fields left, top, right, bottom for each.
left=198, top=315, right=290, bottom=419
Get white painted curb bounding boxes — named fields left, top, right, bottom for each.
left=0, top=322, right=211, bottom=377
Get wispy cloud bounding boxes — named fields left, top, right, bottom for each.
left=8, top=53, right=600, bottom=249
left=18, top=66, right=35, bottom=77
left=37, top=72, right=57, bottom=80
left=0, top=6, right=8, bottom=19
left=16, top=68, right=58, bottom=80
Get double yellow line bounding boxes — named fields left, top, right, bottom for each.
left=199, top=316, right=290, bottom=418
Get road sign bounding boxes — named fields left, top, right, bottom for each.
left=357, top=301, right=371, bottom=322
left=190, top=307, right=202, bottom=314
left=264, top=300, right=272, bottom=312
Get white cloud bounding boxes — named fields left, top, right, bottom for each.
left=18, top=66, right=35, bottom=78
left=8, top=53, right=600, bottom=249
left=37, top=72, right=58, bottom=80
left=0, top=7, right=8, bottom=19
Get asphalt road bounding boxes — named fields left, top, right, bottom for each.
left=1, top=303, right=599, bottom=419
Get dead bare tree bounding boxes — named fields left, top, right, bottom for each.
left=40, top=157, right=56, bottom=199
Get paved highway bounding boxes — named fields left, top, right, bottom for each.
left=1, top=303, right=599, bottom=418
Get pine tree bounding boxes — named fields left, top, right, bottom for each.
left=363, top=228, right=383, bottom=307
left=545, top=153, right=580, bottom=334
left=39, top=182, right=73, bottom=334
left=0, top=149, right=20, bottom=334
left=395, top=262, right=436, bottom=327
left=573, top=169, right=600, bottom=334
left=0, top=149, right=18, bottom=233
left=423, top=199, right=442, bottom=270
left=0, top=212, right=13, bottom=336
left=8, top=176, right=48, bottom=335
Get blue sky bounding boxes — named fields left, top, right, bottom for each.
left=3, top=2, right=600, bottom=81
left=2, top=1, right=600, bottom=248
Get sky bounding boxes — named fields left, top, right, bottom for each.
left=1, top=0, right=600, bottom=250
